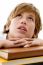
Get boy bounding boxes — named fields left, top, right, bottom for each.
left=0, top=3, right=43, bottom=48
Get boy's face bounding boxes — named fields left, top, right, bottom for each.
left=9, top=12, right=35, bottom=38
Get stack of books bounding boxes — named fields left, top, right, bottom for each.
left=0, top=56, right=43, bottom=65
left=0, top=46, right=43, bottom=60
left=0, top=46, right=43, bottom=65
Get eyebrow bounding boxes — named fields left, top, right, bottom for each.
left=28, top=14, right=35, bottom=19
left=28, top=14, right=35, bottom=17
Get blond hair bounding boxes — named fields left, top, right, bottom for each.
left=3, top=3, right=42, bottom=38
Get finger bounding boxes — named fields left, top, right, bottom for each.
left=23, top=41, right=32, bottom=48
left=14, top=40, right=32, bottom=47
left=14, top=39, right=26, bottom=45
left=13, top=39, right=33, bottom=47
left=24, top=44, right=30, bottom=47
left=13, top=41, right=27, bottom=47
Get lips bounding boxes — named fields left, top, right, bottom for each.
left=17, top=26, right=27, bottom=32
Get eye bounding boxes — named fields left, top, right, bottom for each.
left=16, top=14, right=22, bottom=19
left=17, top=14, right=22, bottom=17
left=28, top=17, right=33, bottom=21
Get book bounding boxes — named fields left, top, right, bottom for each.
left=0, top=56, right=43, bottom=65
left=0, top=46, right=43, bottom=60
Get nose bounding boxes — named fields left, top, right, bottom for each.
left=21, top=21, right=26, bottom=25
left=21, top=19, right=27, bottom=25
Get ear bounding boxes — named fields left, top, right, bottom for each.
left=3, top=25, right=9, bottom=33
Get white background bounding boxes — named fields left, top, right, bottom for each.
left=0, top=0, right=43, bottom=39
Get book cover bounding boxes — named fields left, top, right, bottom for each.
left=0, top=46, right=43, bottom=60
left=0, top=56, right=43, bottom=65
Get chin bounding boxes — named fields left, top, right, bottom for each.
left=14, top=34, right=26, bottom=38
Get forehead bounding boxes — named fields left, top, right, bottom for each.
left=21, top=12, right=35, bottom=17
left=15, top=4, right=36, bottom=17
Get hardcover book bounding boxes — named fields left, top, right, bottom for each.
left=0, top=46, right=43, bottom=60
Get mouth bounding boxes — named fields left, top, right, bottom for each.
left=17, top=26, right=27, bottom=32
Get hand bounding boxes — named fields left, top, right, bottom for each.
left=9, top=38, right=33, bottom=47
left=24, top=38, right=43, bottom=47
left=8, top=37, right=34, bottom=47
left=3, top=40, right=18, bottom=48
left=3, top=38, right=43, bottom=48
left=0, top=40, right=16, bottom=48
left=3, top=38, right=29, bottom=48
left=0, top=38, right=33, bottom=48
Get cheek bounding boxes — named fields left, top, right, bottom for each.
left=26, top=23, right=35, bottom=38
left=28, top=23, right=35, bottom=33
left=9, top=22, right=16, bottom=31
left=10, top=18, right=20, bottom=28
left=12, top=21, right=18, bottom=27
